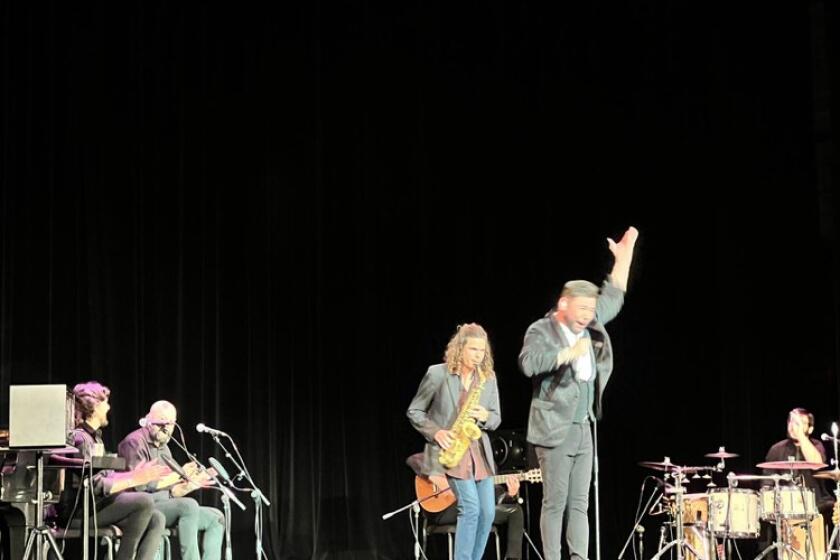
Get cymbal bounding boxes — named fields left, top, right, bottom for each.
left=638, top=461, right=707, bottom=474
left=814, top=470, right=840, bottom=481
left=705, top=450, right=739, bottom=459
left=756, top=460, right=827, bottom=470
left=639, top=460, right=673, bottom=471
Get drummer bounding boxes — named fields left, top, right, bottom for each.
left=763, top=408, right=834, bottom=516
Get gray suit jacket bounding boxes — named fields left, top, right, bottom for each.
left=518, top=280, right=624, bottom=447
left=407, top=363, right=501, bottom=476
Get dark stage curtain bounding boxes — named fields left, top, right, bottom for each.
left=1, top=2, right=839, bottom=558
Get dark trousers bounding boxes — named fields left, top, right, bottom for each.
left=429, top=503, right=525, bottom=559
left=68, top=493, right=166, bottom=560
left=495, top=503, right=525, bottom=559
left=155, top=497, right=225, bottom=560
left=535, top=423, right=593, bottom=560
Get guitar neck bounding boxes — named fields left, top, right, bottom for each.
left=491, top=471, right=526, bottom=485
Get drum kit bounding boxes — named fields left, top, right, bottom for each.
left=631, top=446, right=840, bottom=560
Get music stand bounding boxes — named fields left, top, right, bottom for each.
left=20, top=447, right=80, bottom=560
left=10, top=384, right=74, bottom=560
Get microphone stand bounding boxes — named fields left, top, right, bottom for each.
left=617, top=479, right=663, bottom=560
left=381, top=484, right=453, bottom=520
left=381, top=484, right=453, bottom=560
left=594, top=417, right=602, bottom=560
left=205, top=430, right=269, bottom=560
left=170, top=424, right=246, bottom=560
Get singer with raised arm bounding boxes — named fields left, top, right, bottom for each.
left=518, top=226, right=638, bottom=560
left=407, top=323, right=502, bottom=560
left=54, top=382, right=169, bottom=560
left=118, top=401, right=225, bottom=560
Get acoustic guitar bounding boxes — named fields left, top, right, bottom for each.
left=414, top=468, right=542, bottom=513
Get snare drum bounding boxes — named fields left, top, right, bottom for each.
left=759, top=487, right=817, bottom=520
left=708, top=488, right=760, bottom=538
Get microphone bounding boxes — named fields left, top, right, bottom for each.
left=159, top=454, right=192, bottom=483
left=196, top=423, right=228, bottom=437
left=209, top=457, right=233, bottom=484
left=206, top=457, right=248, bottom=511
left=833, top=422, right=839, bottom=437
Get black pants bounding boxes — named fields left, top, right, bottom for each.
left=66, top=493, right=166, bottom=560
left=495, top=504, right=525, bottom=559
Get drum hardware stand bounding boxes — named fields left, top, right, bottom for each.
left=712, top=479, right=734, bottom=560
left=754, top=473, right=805, bottom=560
left=826, top=477, right=840, bottom=560
left=709, top=457, right=732, bottom=560
left=823, top=423, right=840, bottom=560
left=651, top=465, right=707, bottom=560
left=636, top=458, right=725, bottom=560
left=826, top=482, right=840, bottom=560
left=790, top=473, right=817, bottom=560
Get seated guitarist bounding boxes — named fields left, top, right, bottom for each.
left=54, top=381, right=170, bottom=560
left=407, top=453, right=526, bottom=560
left=407, top=323, right=501, bottom=560
left=118, top=401, right=225, bottom=560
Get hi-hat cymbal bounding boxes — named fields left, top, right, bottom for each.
left=705, top=448, right=739, bottom=459
left=814, top=470, right=840, bottom=481
left=756, top=460, right=827, bottom=470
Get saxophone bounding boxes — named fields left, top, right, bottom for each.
left=439, top=370, right=487, bottom=469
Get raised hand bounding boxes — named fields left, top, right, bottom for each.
left=607, top=226, right=639, bottom=291
left=607, top=226, right=639, bottom=263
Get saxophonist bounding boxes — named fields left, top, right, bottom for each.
left=407, top=323, right=501, bottom=560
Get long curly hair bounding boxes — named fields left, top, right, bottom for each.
left=443, top=323, right=495, bottom=378
left=72, top=381, right=110, bottom=427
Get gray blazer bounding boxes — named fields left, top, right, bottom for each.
left=407, top=363, right=501, bottom=476
left=518, top=280, right=624, bottom=448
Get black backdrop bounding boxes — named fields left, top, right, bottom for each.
left=2, top=2, right=840, bottom=559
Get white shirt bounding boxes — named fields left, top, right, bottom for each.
left=558, top=321, right=593, bottom=382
